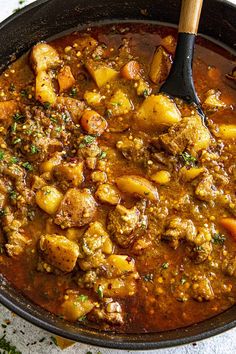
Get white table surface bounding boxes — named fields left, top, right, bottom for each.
left=0, top=0, right=236, bottom=353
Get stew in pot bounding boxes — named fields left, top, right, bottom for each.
left=0, top=23, right=235, bottom=333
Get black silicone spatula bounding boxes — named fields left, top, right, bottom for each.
left=160, top=0, right=204, bottom=119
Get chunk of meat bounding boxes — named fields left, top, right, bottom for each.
left=3, top=215, right=30, bottom=257
left=89, top=298, right=123, bottom=326
left=80, top=221, right=110, bottom=256
left=190, top=242, right=213, bottom=264
left=116, top=136, right=149, bottom=164
left=222, top=255, right=236, bottom=277
left=53, top=161, right=84, bottom=188
left=162, top=217, right=197, bottom=249
left=0, top=101, right=19, bottom=129
left=54, top=188, right=97, bottom=228
left=39, top=234, right=80, bottom=272
left=56, top=97, right=85, bottom=123
left=195, top=174, right=219, bottom=201
left=159, top=115, right=211, bottom=155
left=107, top=205, right=140, bottom=248
left=95, top=183, right=120, bottom=205
left=78, top=249, right=106, bottom=271
left=191, top=277, right=214, bottom=302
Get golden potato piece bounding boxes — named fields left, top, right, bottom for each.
left=136, top=94, right=181, bottom=129
left=85, top=60, right=118, bottom=88
left=36, top=186, right=63, bottom=215
left=30, top=43, right=60, bottom=73
left=116, top=175, right=159, bottom=201
left=180, top=166, right=205, bottom=181
left=39, top=234, right=80, bottom=272
left=107, top=89, right=133, bottom=116
left=58, top=65, right=76, bottom=93
left=150, top=170, right=171, bottom=184
left=40, top=152, right=62, bottom=174
left=149, top=46, right=171, bottom=84
left=35, top=70, right=57, bottom=105
left=107, top=255, right=135, bottom=273
left=61, top=292, right=94, bottom=321
left=95, top=183, right=121, bottom=205
left=84, top=91, right=102, bottom=106
left=217, top=124, right=236, bottom=139
left=94, top=274, right=137, bottom=298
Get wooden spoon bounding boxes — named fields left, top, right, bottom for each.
left=160, top=0, right=204, bottom=119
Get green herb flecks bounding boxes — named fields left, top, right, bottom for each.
left=143, top=273, right=154, bottom=282
left=79, top=135, right=96, bottom=148
left=9, top=190, right=18, bottom=201
left=180, top=152, right=197, bottom=166
left=10, top=157, right=19, bottom=164
left=13, top=137, right=22, bottom=145
left=9, top=83, right=15, bottom=92
left=0, top=151, right=5, bottom=161
left=0, top=208, right=7, bottom=217
left=212, top=233, right=226, bottom=245
left=43, top=102, right=51, bottom=109
left=30, top=144, right=39, bottom=154
left=161, top=262, right=169, bottom=269
left=97, top=285, right=103, bottom=299
left=22, top=161, right=33, bottom=171
left=13, top=112, right=24, bottom=122
left=70, top=87, right=77, bottom=97
left=50, top=336, right=58, bottom=346
left=77, top=294, right=88, bottom=302
left=0, top=335, right=22, bottom=354
left=99, top=151, right=107, bottom=159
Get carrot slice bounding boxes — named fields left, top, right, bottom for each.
left=219, top=218, right=236, bottom=240
left=120, top=60, right=140, bottom=80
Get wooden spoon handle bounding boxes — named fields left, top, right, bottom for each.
left=179, top=0, right=204, bottom=34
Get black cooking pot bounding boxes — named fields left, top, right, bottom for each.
left=0, top=0, right=236, bottom=350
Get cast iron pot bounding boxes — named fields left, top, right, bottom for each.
left=0, top=0, right=236, bottom=350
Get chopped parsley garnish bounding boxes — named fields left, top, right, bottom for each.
left=99, top=151, right=107, bottom=159
left=70, top=87, right=77, bottom=97
left=79, top=135, right=96, bottom=148
left=143, top=273, right=154, bottom=282
left=10, top=156, right=19, bottom=164
left=78, top=294, right=88, bottom=302
left=13, top=112, right=24, bottom=122
left=0, top=335, right=22, bottom=354
left=212, top=233, right=226, bottom=245
left=55, top=126, right=62, bottom=132
left=9, top=190, right=18, bottom=200
left=13, top=137, right=21, bottom=145
left=27, top=209, right=35, bottom=221
left=161, top=262, right=169, bottom=269
left=11, top=122, right=17, bottom=132
left=22, top=161, right=33, bottom=171
left=43, top=102, right=51, bottom=109
left=50, top=336, right=58, bottom=346
left=78, top=315, right=87, bottom=322
left=97, top=285, right=103, bottom=299
left=110, top=101, right=122, bottom=107
left=180, top=152, right=197, bottom=166
left=30, top=144, right=39, bottom=154
left=20, top=89, right=28, bottom=97
left=94, top=55, right=101, bottom=61
left=62, top=112, right=70, bottom=123
left=180, top=277, right=187, bottom=285
left=50, top=116, right=57, bottom=124
left=105, top=109, right=112, bottom=118
left=143, top=89, right=149, bottom=98
left=0, top=150, right=4, bottom=161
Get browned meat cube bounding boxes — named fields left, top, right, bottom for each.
left=222, top=255, right=236, bottom=277
left=89, top=298, right=123, bottom=326
left=54, top=188, right=97, bottom=228
left=195, top=174, right=219, bottom=202
left=162, top=217, right=197, bottom=249
left=107, top=205, right=140, bottom=248
left=56, top=97, right=85, bottom=123
left=53, top=161, right=84, bottom=188
left=39, top=234, right=80, bottom=272
left=159, top=115, right=210, bottom=155
left=191, top=277, right=214, bottom=302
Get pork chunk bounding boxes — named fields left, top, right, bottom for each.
left=222, top=255, right=236, bottom=277
left=195, top=174, right=219, bottom=202
left=56, top=97, right=85, bottom=123
left=89, top=298, right=123, bottom=326
left=39, top=234, right=80, bottom=272
left=107, top=205, right=140, bottom=248
left=54, top=188, right=97, bottom=228
left=162, top=217, right=197, bottom=249
left=159, top=115, right=210, bottom=155
left=191, top=277, right=214, bottom=302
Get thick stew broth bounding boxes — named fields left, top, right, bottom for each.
left=0, top=23, right=235, bottom=333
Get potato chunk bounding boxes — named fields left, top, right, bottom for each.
left=149, top=46, right=171, bottom=84
left=58, top=65, right=75, bottom=93
left=80, top=109, right=107, bottom=135
left=81, top=221, right=110, bottom=256
left=85, top=60, right=118, bottom=88
left=150, top=170, right=171, bottom=184
left=95, top=183, right=121, bottom=205
left=0, top=101, right=19, bottom=128
left=217, top=124, right=236, bottom=139
left=136, top=94, right=181, bottom=129
left=35, top=70, right=57, bottom=105
left=36, top=186, right=63, bottom=215
left=40, top=152, right=62, bottom=174
left=61, top=292, right=94, bottom=321
left=30, top=43, right=60, bottom=73
left=54, top=188, right=97, bottom=228
left=39, top=234, right=80, bottom=272
left=94, top=274, right=137, bottom=297
left=107, top=90, right=133, bottom=116
left=180, top=166, right=205, bottom=181
left=53, top=162, right=84, bottom=187
left=107, top=255, right=135, bottom=274
left=84, top=91, right=102, bottom=106
left=116, top=175, right=159, bottom=201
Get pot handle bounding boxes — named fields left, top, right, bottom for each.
left=179, top=0, right=204, bottom=34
